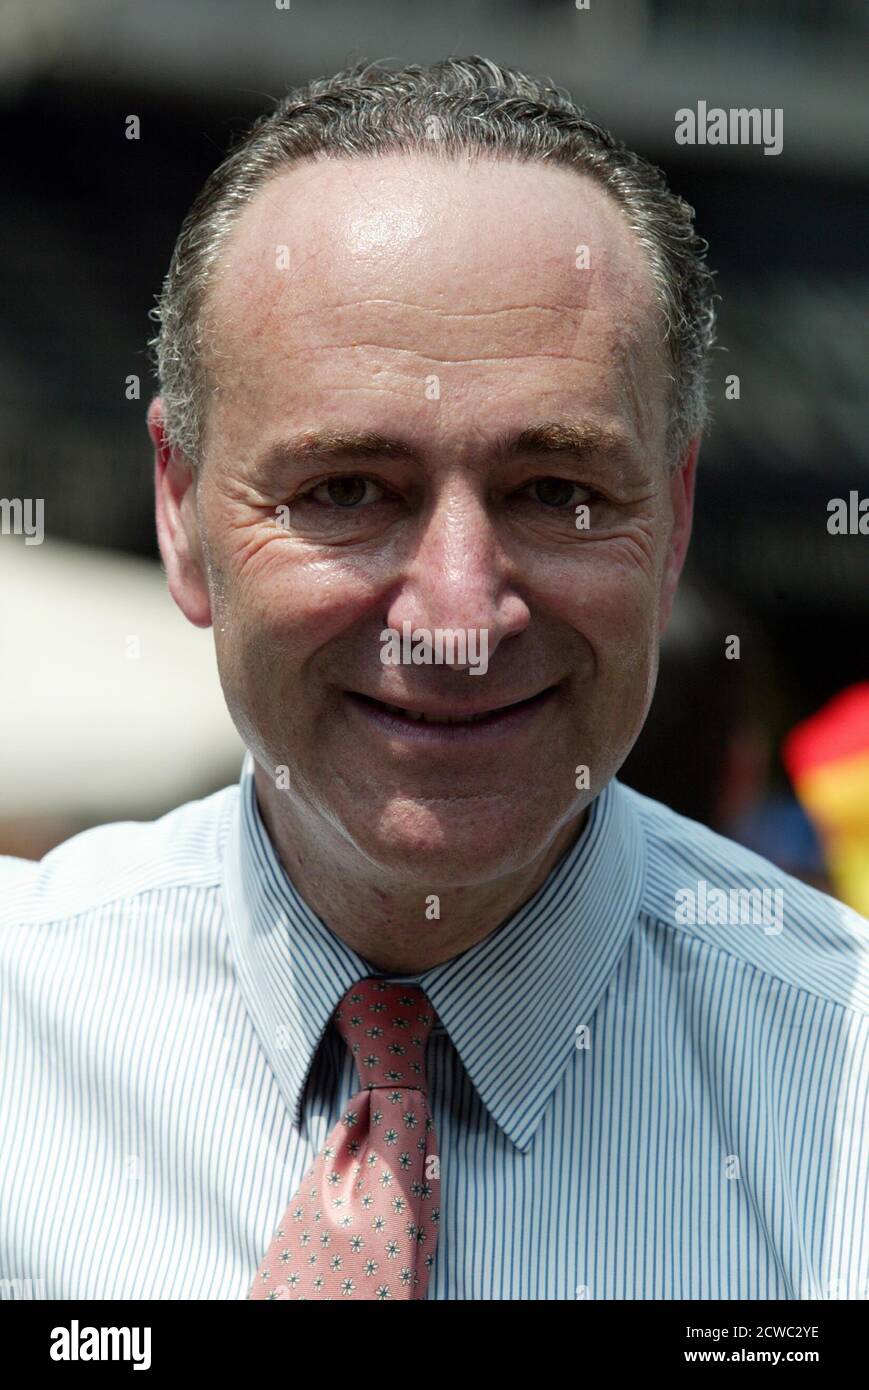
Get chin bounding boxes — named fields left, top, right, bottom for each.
left=344, top=800, right=560, bottom=887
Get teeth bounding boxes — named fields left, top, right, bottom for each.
left=382, top=703, right=490, bottom=725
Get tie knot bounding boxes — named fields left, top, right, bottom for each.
left=333, top=978, right=436, bottom=1092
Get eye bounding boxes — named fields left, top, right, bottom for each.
left=305, top=475, right=385, bottom=508
left=520, top=477, right=594, bottom=509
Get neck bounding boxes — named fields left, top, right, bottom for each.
left=252, top=764, right=589, bottom=973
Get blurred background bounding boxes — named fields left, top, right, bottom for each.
left=1, top=0, right=866, bottom=906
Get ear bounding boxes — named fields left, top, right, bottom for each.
left=148, top=397, right=212, bottom=628
left=658, top=435, right=699, bottom=635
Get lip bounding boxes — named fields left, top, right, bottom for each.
left=343, top=684, right=560, bottom=743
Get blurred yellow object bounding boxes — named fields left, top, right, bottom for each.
left=783, top=685, right=869, bottom=916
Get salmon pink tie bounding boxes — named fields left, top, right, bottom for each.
left=249, top=978, right=440, bottom=1299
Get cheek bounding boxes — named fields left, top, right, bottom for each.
left=543, top=546, right=660, bottom=652
left=221, top=534, right=368, bottom=646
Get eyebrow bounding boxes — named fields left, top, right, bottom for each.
left=259, top=421, right=633, bottom=472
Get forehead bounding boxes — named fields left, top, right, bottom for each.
left=201, top=154, right=668, bottom=459
left=208, top=151, right=658, bottom=328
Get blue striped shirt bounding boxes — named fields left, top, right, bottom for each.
left=1, top=751, right=867, bottom=1299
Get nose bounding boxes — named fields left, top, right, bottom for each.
left=383, top=481, right=530, bottom=669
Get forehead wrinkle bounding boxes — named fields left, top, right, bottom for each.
left=198, top=155, right=669, bottom=456
left=207, top=157, right=654, bottom=319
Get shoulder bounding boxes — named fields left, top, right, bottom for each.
left=0, top=781, right=239, bottom=928
left=619, top=781, right=869, bottom=1018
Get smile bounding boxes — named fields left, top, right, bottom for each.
left=379, top=704, right=491, bottom=725
left=344, top=685, right=559, bottom=738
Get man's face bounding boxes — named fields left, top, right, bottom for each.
left=153, top=155, right=695, bottom=886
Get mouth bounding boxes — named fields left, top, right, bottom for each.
left=343, top=684, right=560, bottom=738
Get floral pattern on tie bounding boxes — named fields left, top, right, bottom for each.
left=248, top=978, right=440, bottom=1299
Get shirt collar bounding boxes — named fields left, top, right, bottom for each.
left=222, top=751, right=646, bottom=1153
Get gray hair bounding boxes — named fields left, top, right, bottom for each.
left=148, top=55, right=716, bottom=470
